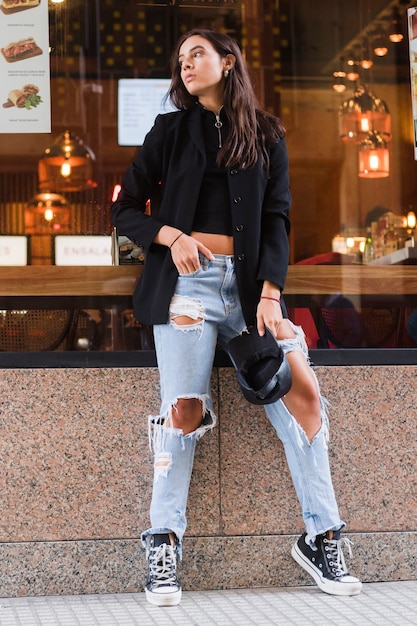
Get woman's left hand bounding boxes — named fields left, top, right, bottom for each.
left=256, top=296, right=283, bottom=339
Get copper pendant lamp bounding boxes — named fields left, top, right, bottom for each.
left=38, top=130, right=97, bottom=192
left=338, top=84, right=391, bottom=144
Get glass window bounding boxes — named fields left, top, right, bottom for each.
left=1, top=0, right=416, bottom=351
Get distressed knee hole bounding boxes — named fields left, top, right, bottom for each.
left=172, top=315, right=203, bottom=325
left=154, top=452, right=172, bottom=478
left=169, top=397, right=203, bottom=434
left=155, top=454, right=172, bottom=467
left=169, top=294, right=205, bottom=327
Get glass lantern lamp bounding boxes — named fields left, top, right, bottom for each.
left=358, top=131, right=390, bottom=178
left=339, top=84, right=391, bottom=144
left=25, top=193, right=71, bottom=234
left=38, top=130, right=97, bottom=192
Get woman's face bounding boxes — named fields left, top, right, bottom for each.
left=178, top=35, right=229, bottom=103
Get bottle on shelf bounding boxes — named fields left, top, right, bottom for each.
left=383, top=225, right=399, bottom=255
left=363, top=228, right=375, bottom=264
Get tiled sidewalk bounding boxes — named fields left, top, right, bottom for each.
left=0, top=581, right=416, bottom=626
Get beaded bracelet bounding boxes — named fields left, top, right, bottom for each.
left=169, top=232, right=184, bottom=248
left=260, top=296, right=281, bottom=304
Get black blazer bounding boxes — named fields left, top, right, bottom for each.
left=111, top=105, right=291, bottom=326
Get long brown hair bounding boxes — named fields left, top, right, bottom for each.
left=168, top=29, right=285, bottom=170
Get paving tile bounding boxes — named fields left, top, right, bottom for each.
left=1, top=581, right=417, bottom=626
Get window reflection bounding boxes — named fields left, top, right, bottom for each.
left=0, top=0, right=416, bottom=350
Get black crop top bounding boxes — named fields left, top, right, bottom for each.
left=192, top=106, right=233, bottom=236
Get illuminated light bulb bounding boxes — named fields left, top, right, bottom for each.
left=388, top=7, right=404, bottom=43
left=389, top=32, right=403, bottom=43
left=369, top=154, right=380, bottom=170
left=358, top=131, right=389, bottom=178
left=346, top=69, right=360, bottom=81
left=407, top=211, right=416, bottom=229
left=44, top=208, right=54, bottom=222
left=332, top=71, right=346, bottom=93
left=360, top=116, right=370, bottom=132
left=372, top=33, right=389, bottom=57
left=333, top=82, right=347, bottom=93
left=374, top=44, right=388, bottom=57
left=360, top=59, right=373, bottom=70
left=60, top=161, right=71, bottom=177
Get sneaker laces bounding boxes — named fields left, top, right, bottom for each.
left=148, top=543, right=178, bottom=588
left=325, top=535, right=354, bottom=575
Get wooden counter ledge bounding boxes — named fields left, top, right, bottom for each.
left=0, top=265, right=417, bottom=298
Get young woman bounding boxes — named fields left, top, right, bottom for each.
left=111, top=28, right=362, bottom=607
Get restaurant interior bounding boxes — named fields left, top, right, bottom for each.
left=1, top=0, right=417, bottom=352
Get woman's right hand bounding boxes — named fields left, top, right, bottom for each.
left=169, top=232, right=215, bottom=274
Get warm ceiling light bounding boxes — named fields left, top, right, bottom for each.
left=333, top=82, right=347, bottom=93
left=358, top=131, right=389, bottom=178
left=372, top=33, right=389, bottom=57
left=360, top=58, right=373, bottom=69
left=38, top=130, right=97, bottom=192
left=332, top=71, right=347, bottom=92
left=407, top=211, right=416, bottom=229
left=346, top=68, right=360, bottom=81
left=345, top=55, right=360, bottom=81
left=373, top=44, right=388, bottom=57
left=388, top=7, right=404, bottom=43
left=389, top=32, right=403, bottom=43
left=360, top=40, right=373, bottom=69
left=25, top=193, right=71, bottom=234
left=339, top=84, right=391, bottom=144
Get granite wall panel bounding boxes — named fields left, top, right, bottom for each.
left=0, top=365, right=416, bottom=596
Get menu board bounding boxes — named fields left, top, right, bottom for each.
left=0, top=235, right=27, bottom=265
left=118, top=78, right=177, bottom=146
left=408, top=7, right=417, bottom=160
left=54, top=235, right=113, bottom=266
left=0, top=0, right=50, bottom=133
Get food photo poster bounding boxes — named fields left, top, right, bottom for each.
left=0, top=0, right=50, bottom=133
left=409, top=7, right=417, bottom=159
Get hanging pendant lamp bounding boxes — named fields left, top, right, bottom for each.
left=338, top=84, right=391, bottom=144
left=38, top=130, right=97, bottom=192
left=388, top=6, right=404, bottom=43
left=358, top=131, right=390, bottom=178
left=25, top=192, right=71, bottom=234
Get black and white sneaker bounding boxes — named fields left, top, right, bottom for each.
left=145, top=533, right=182, bottom=606
left=291, top=530, right=362, bottom=596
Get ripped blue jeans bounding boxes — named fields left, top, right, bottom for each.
left=141, top=254, right=344, bottom=556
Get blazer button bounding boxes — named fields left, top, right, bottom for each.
left=237, top=253, right=245, bottom=261
left=233, top=196, right=242, bottom=204
left=236, top=224, right=244, bottom=232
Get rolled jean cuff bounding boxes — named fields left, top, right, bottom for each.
left=141, top=527, right=183, bottom=559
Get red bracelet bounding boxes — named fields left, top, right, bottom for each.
left=261, top=296, right=281, bottom=304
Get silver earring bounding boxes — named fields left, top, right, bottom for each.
left=224, top=69, right=229, bottom=78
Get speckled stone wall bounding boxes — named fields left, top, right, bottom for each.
left=0, top=365, right=416, bottom=597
